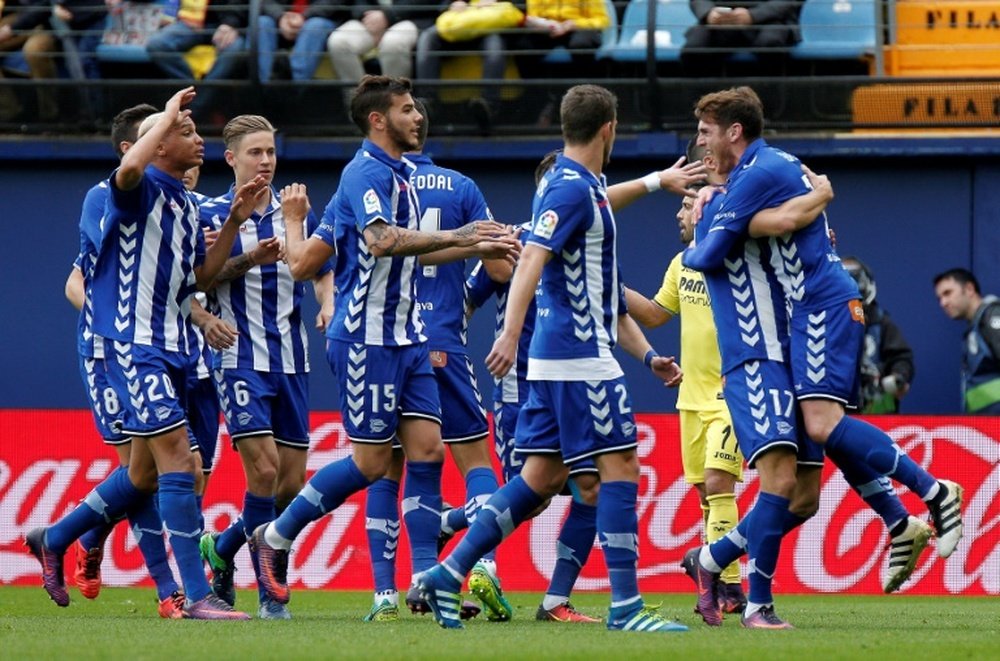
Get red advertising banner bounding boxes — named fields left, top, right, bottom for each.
left=1, top=410, right=997, bottom=595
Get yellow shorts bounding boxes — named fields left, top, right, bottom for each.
left=678, top=407, right=744, bottom=484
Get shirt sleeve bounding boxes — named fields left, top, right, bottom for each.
left=306, top=209, right=335, bottom=276
left=344, top=162, right=397, bottom=231
left=526, top=178, right=588, bottom=254
left=653, top=253, right=682, bottom=316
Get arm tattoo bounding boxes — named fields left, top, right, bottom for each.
left=367, top=223, right=451, bottom=256
left=213, top=252, right=255, bottom=284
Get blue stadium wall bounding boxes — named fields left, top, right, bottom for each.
left=3, top=137, right=999, bottom=415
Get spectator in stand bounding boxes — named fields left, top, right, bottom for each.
left=933, top=267, right=1000, bottom=415
left=681, top=0, right=802, bottom=77
left=414, top=0, right=508, bottom=135
left=326, top=0, right=436, bottom=103
left=842, top=257, right=914, bottom=414
left=509, top=0, right=610, bottom=127
left=145, top=0, right=249, bottom=118
left=0, top=0, right=106, bottom=120
left=257, top=0, right=345, bottom=82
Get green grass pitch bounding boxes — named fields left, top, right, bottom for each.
left=0, top=587, right=996, bottom=660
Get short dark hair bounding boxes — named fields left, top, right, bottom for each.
left=110, top=103, right=157, bottom=158
left=695, top=86, right=764, bottom=141
left=933, top=267, right=980, bottom=294
left=684, top=137, right=707, bottom=191
left=560, top=85, right=617, bottom=146
left=350, top=75, right=413, bottom=135
left=534, top=149, right=560, bottom=185
left=413, top=97, right=429, bottom=149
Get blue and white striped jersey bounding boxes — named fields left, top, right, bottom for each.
left=409, top=152, right=492, bottom=353
left=75, top=181, right=110, bottom=359
left=313, top=139, right=424, bottom=347
left=91, top=165, right=204, bottom=353
left=199, top=186, right=329, bottom=374
left=683, top=139, right=859, bottom=373
left=466, top=224, right=533, bottom=405
left=525, top=154, right=623, bottom=381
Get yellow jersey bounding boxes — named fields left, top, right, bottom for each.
left=654, top=252, right=726, bottom=412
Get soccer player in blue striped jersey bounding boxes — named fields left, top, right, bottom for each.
left=461, top=149, right=705, bottom=624
left=415, top=85, right=687, bottom=633
left=195, top=115, right=334, bottom=620
left=27, top=87, right=267, bottom=620
left=60, top=103, right=197, bottom=618
left=249, top=75, right=517, bottom=612
left=681, top=86, right=963, bottom=627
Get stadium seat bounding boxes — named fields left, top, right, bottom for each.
left=791, top=0, right=877, bottom=60
left=605, top=0, right=696, bottom=63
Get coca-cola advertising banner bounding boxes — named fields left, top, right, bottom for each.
left=1, top=410, right=997, bottom=595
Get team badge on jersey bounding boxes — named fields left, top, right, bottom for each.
left=849, top=299, right=864, bottom=323
left=534, top=210, right=559, bottom=239
left=363, top=189, right=382, bottom=214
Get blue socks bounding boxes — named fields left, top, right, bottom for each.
left=547, top=498, right=597, bottom=602
left=597, top=481, right=641, bottom=613
left=78, top=520, right=116, bottom=554
left=443, top=476, right=543, bottom=583
left=217, top=492, right=276, bottom=563
left=402, top=461, right=443, bottom=575
left=158, top=472, right=210, bottom=602
left=274, top=457, right=372, bottom=542
left=366, top=478, right=401, bottom=594
left=463, top=466, right=500, bottom=561
left=826, top=444, right=909, bottom=529
left=444, top=506, right=468, bottom=534
left=825, top=416, right=937, bottom=498
left=745, top=491, right=789, bottom=606
left=127, top=491, right=179, bottom=600
left=46, top=466, right=139, bottom=554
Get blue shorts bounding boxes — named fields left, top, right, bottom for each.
left=327, top=340, right=441, bottom=444
left=790, top=299, right=864, bottom=407
left=187, top=376, right=220, bottom=472
left=104, top=341, right=189, bottom=438
left=514, top=377, right=637, bottom=466
left=79, top=354, right=128, bottom=445
left=431, top=350, right=488, bottom=443
left=723, top=360, right=823, bottom=468
left=496, top=400, right=596, bottom=481
left=215, top=368, right=310, bottom=449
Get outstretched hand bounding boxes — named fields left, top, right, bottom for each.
left=229, top=175, right=269, bottom=225
left=251, top=236, right=282, bottom=266
left=691, top=185, right=723, bottom=226
left=453, top=220, right=509, bottom=247
left=657, top=156, right=708, bottom=197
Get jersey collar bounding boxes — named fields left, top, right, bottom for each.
left=554, top=153, right=607, bottom=189
left=145, top=164, right=185, bottom=192
left=361, top=138, right=411, bottom=178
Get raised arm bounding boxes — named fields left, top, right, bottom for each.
left=196, top=175, right=269, bottom=290
left=281, top=183, right=337, bottom=281
left=607, top=156, right=708, bottom=211
left=749, top=168, right=834, bottom=238
left=115, top=87, right=195, bottom=192
left=363, top=218, right=511, bottom=258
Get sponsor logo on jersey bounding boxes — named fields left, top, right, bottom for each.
left=534, top=210, right=559, bottom=239
left=430, top=351, right=448, bottom=368
left=849, top=299, right=865, bottom=323
left=363, top=189, right=381, bottom=215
